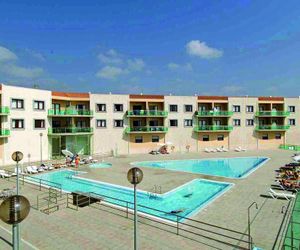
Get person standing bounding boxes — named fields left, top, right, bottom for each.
left=75, top=154, right=80, bottom=168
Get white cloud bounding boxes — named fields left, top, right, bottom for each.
left=97, top=49, right=123, bottom=65
left=96, top=66, right=126, bottom=79
left=167, top=62, right=193, bottom=71
left=127, top=58, right=145, bottom=71
left=186, top=40, right=223, bottom=59
left=0, top=46, right=18, bottom=62
left=0, top=64, right=44, bottom=78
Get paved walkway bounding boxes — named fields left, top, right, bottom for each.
left=0, top=149, right=295, bottom=249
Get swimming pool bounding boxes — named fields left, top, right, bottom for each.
left=132, top=157, right=269, bottom=178
left=27, top=170, right=232, bottom=222
left=89, top=162, right=112, bottom=168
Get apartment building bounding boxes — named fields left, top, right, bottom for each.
left=0, top=83, right=299, bottom=165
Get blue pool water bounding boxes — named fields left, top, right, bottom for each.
left=89, top=162, right=112, bottom=168
left=27, top=170, right=232, bottom=222
left=132, top=157, right=268, bottom=178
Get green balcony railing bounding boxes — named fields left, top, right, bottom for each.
left=0, top=106, right=10, bottom=115
left=125, top=126, right=168, bottom=133
left=48, top=127, right=93, bottom=134
left=255, top=111, right=290, bottom=117
left=193, top=125, right=233, bottom=132
left=0, top=129, right=10, bottom=136
left=127, top=110, right=168, bottom=117
left=255, top=125, right=290, bottom=131
left=279, top=144, right=300, bottom=151
left=48, top=109, right=93, bottom=116
left=195, top=110, right=233, bottom=117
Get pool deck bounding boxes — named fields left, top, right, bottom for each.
left=0, top=149, right=295, bottom=249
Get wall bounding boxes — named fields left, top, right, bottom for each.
left=285, top=97, right=300, bottom=145
left=2, top=84, right=52, bottom=165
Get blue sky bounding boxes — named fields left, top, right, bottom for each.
left=0, top=0, right=300, bottom=96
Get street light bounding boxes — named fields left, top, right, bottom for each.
left=127, top=167, right=143, bottom=250
left=247, top=202, right=258, bottom=249
left=10, top=151, right=25, bottom=250
left=39, top=133, right=43, bottom=165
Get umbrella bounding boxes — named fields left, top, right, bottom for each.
left=62, top=149, right=74, bottom=157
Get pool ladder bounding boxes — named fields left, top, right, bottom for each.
left=148, top=185, right=162, bottom=199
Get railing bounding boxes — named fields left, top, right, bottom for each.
left=255, top=125, right=290, bottom=131
left=26, top=175, right=62, bottom=191
left=279, top=144, right=300, bottom=151
left=0, top=129, right=10, bottom=136
left=195, top=110, right=233, bottom=116
left=255, top=111, right=290, bottom=116
left=68, top=191, right=251, bottom=249
left=48, top=127, right=93, bottom=134
left=193, top=125, right=233, bottom=132
left=127, top=110, right=168, bottom=117
left=125, top=126, right=168, bottom=133
left=48, top=109, right=93, bottom=116
left=0, top=106, right=10, bottom=115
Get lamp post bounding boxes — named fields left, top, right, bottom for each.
left=0, top=195, right=30, bottom=250
left=247, top=202, right=258, bottom=249
left=127, top=167, right=143, bottom=250
left=11, top=151, right=24, bottom=250
left=39, top=133, right=43, bottom=165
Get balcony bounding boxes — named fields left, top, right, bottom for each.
left=0, top=129, right=10, bottom=137
left=255, top=111, right=290, bottom=117
left=193, top=125, right=233, bottom=132
left=255, top=125, right=290, bottom=131
left=127, top=110, right=168, bottom=117
left=0, top=106, right=10, bottom=115
left=195, top=110, right=233, bottom=117
left=48, top=109, right=93, bottom=117
left=125, top=126, right=168, bottom=133
left=48, top=127, right=93, bottom=135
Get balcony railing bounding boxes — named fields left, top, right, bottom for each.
left=0, top=106, right=10, bottom=115
left=193, top=125, right=233, bottom=132
left=127, top=110, right=168, bottom=117
left=125, top=126, right=168, bottom=133
left=255, top=125, right=290, bottom=131
left=48, top=127, right=93, bottom=134
left=195, top=111, right=233, bottom=117
left=0, top=129, right=10, bottom=136
left=255, top=111, right=290, bottom=117
left=48, top=109, right=93, bottom=116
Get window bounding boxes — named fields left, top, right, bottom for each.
left=96, top=119, right=106, bottom=128
left=12, top=119, right=24, bottom=129
left=217, top=135, right=224, bottom=141
left=262, top=134, right=268, bottom=140
left=275, top=133, right=281, bottom=140
left=135, top=136, right=143, bottom=143
left=233, top=119, right=241, bottom=126
left=233, top=105, right=240, bottom=112
left=11, top=99, right=24, bottom=109
left=169, top=105, right=178, bottom=112
left=246, top=105, right=254, bottom=113
left=288, top=106, right=295, bottom=113
left=114, top=104, right=123, bottom=112
left=33, top=101, right=45, bottom=110
left=96, top=104, right=106, bottom=112
left=133, top=120, right=142, bottom=127
left=203, top=135, right=209, bottom=141
left=169, top=119, right=178, bottom=127
left=149, top=120, right=159, bottom=126
left=34, top=119, right=45, bottom=129
left=184, top=119, right=193, bottom=127
left=288, top=119, right=296, bottom=126
left=152, top=136, right=159, bottom=143
left=246, top=119, right=254, bottom=126
left=184, top=105, right=193, bottom=112
left=114, top=119, right=123, bottom=127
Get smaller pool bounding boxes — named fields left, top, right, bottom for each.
left=89, top=162, right=112, bottom=168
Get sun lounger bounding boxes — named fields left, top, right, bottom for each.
left=216, top=148, right=223, bottom=152
left=268, top=188, right=296, bottom=200
left=0, top=170, right=12, bottom=178
left=222, top=148, right=229, bottom=152
left=204, top=148, right=211, bottom=153
left=235, top=147, right=242, bottom=152
left=210, top=148, right=217, bottom=153
left=0, top=188, right=16, bottom=199
left=26, top=166, right=38, bottom=174
left=14, top=168, right=25, bottom=175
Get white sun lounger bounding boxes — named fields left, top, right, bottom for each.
left=222, top=148, right=229, bottom=152
left=204, top=148, right=211, bottom=153
left=210, top=148, right=217, bottom=153
left=216, top=148, right=223, bottom=152
left=26, top=166, right=38, bottom=174
left=268, top=188, right=296, bottom=200
left=235, top=147, right=242, bottom=152
left=0, top=170, right=12, bottom=178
